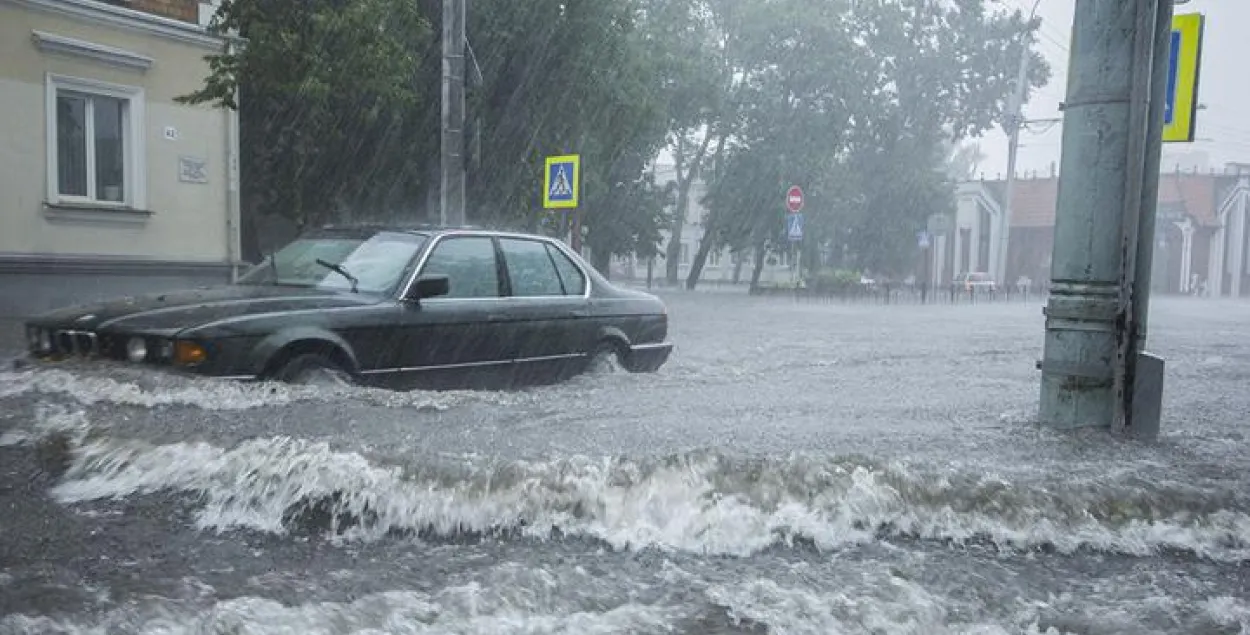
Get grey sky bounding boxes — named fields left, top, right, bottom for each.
left=978, top=0, right=1247, bottom=179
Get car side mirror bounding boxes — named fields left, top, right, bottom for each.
left=407, top=274, right=450, bottom=301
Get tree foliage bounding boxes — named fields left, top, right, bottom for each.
left=183, top=0, right=1049, bottom=275
left=685, top=0, right=1050, bottom=286
left=180, top=0, right=437, bottom=240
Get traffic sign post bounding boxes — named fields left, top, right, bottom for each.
left=786, top=213, right=804, bottom=242
left=786, top=185, right=804, bottom=213
left=917, top=231, right=932, bottom=304
left=543, top=154, right=581, bottom=251
left=1163, top=13, right=1204, bottom=143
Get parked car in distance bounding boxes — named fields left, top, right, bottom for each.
left=21, top=226, right=673, bottom=389
left=952, top=271, right=997, bottom=294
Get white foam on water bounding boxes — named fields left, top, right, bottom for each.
left=1201, top=596, right=1250, bottom=633
left=0, top=368, right=519, bottom=412
left=704, top=576, right=1086, bottom=635
left=45, top=432, right=1250, bottom=561
left=0, top=587, right=682, bottom=635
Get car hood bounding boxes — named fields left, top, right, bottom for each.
left=29, top=284, right=382, bottom=333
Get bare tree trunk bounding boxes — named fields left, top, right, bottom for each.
left=749, top=242, right=767, bottom=291
left=665, top=133, right=714, bottom=285
left=732, top=253, right=744, bottom=284
left=592, top=248, right=611, bottom=279
left=685, top=215, right=717, bottom=289
left=682, top=131, right=729, bottom=290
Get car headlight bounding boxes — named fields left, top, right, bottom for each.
left=28, top=328, right=51, bottom=353
left=126, top=337, right=148, bottom=363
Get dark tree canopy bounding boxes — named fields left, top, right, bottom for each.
left=182, top=0, right=1049, bottom=274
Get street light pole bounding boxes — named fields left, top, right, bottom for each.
left=1038, top=0, right=1171, bottom=434
left=995, top=0, right=1041, bottom=288
left=439, top=0, right=467, bottom=227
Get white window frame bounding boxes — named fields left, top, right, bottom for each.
left=45, top=73, right=146, bottom=209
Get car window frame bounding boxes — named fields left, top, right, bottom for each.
left=399, top=231, right=593, bottom=302
left=497, top=236, right=575, bottom=299
left=404, top=233, right=506, bottom=302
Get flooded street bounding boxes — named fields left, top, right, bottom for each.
left=1, top=291, right=1248, bottom=634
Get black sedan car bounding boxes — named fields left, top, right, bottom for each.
left=22, top=226, right=673, bottom=389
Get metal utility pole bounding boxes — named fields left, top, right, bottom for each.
left=439, top=0, right=467, bottom=227
left=1038, top=0, right=1172, bottom=434
left=995, top=0, right=1040, bottom=288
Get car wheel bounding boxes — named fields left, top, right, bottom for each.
left=586, top=341, right=622, bottom=375
left=272, top=353, right=353, bottom=387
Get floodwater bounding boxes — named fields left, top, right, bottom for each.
left=0, top=291, right=1247, bottom=634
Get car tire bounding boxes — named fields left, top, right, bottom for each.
left=272, top=353, right=353, bottom=387
left=586, top=341, right=622, bottom=375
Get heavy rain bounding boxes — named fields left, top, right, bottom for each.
left=1, top=0, right=1249, bottom=633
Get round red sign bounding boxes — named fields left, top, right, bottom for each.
left=786, top=185, right=804, bottom=213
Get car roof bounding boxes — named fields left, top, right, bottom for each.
left=313, top=224, right=563, bottom=243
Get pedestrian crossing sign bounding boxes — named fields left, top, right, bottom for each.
left=543, top=154, right=580, bottom=209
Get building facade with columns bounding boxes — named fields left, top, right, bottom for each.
left=944, top=165, right=1250, bottom=297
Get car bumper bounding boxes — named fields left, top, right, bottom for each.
left=623, top=341, right=672, bottom=373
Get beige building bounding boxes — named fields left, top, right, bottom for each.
left=0, top=0, right=239, bottom=316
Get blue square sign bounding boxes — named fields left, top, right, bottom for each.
left=543, top=155, right=580, bottom=209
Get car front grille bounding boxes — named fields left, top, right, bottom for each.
left=52, top=329, right=99, bottom=357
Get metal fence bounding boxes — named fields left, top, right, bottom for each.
left=625, top=278, right=1046, bottom=305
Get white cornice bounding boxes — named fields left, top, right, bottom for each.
left=32, top=29, right=154, bottom=71
left=2, top=0, right=228, bottom=49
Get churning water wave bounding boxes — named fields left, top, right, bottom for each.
left=7, top=404, right=1247, bottom=563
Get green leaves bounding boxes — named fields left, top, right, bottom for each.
left=693, top=0, right=1050, bottom=280
left=180, top=0, right=1049, bottom=272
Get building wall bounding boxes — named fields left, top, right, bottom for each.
left=0, top=0, right=238, bottom=316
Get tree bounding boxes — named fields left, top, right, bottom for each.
left=184, top=0, right=686, bottom=267
left=946, top=142, right=987, bottom=182
left=180, top=0, right=438, bottom=256
left=684, top=0, right=1050, bottom=287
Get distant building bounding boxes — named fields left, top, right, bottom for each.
left=950, top=164, right=1250, bottom=297
left=0, top=0, right=240, bottom=316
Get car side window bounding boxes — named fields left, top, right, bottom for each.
left=419, top=236, right=500, bottom=299
left=500, top=238, right=565, bottom=296
left=545, top=243, right=587, bottom=296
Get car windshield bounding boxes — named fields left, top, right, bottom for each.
left=237, top=232, right=427, bottom=295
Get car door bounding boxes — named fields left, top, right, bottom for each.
left=496, top=237, right=595, bottom=382
left=389, top=235, right=515, bottom=387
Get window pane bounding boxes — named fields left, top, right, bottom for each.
left=93, top=95, right=125, bottom=202
left=500, top=238, right=565, bottom=296
left=56, top=93, right=88, bottom=197
left=236, top=232, right=426, bottom=295
left=421, top=237, right=500, bottom=299
left=545, top=244, right=587, bottom=296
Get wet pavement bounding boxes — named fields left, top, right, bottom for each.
left=0, top=290, right=1247, bottom=634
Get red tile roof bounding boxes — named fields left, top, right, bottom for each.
left=977, top=172, right=1231, bottom=229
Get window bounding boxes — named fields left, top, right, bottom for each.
left=500, top=238, right=565, bottom=296
left=46, top=75, right=144, bottom=207
left=680, top=243, right=690, bottom=264
left=236, top=232, right=426, bottom=295
left=545, top=243, right=587, bottom=296
left=420, top=236, right=501, bottom=299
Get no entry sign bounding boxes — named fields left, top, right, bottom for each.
left=786, top=185, right=804, bottom=213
